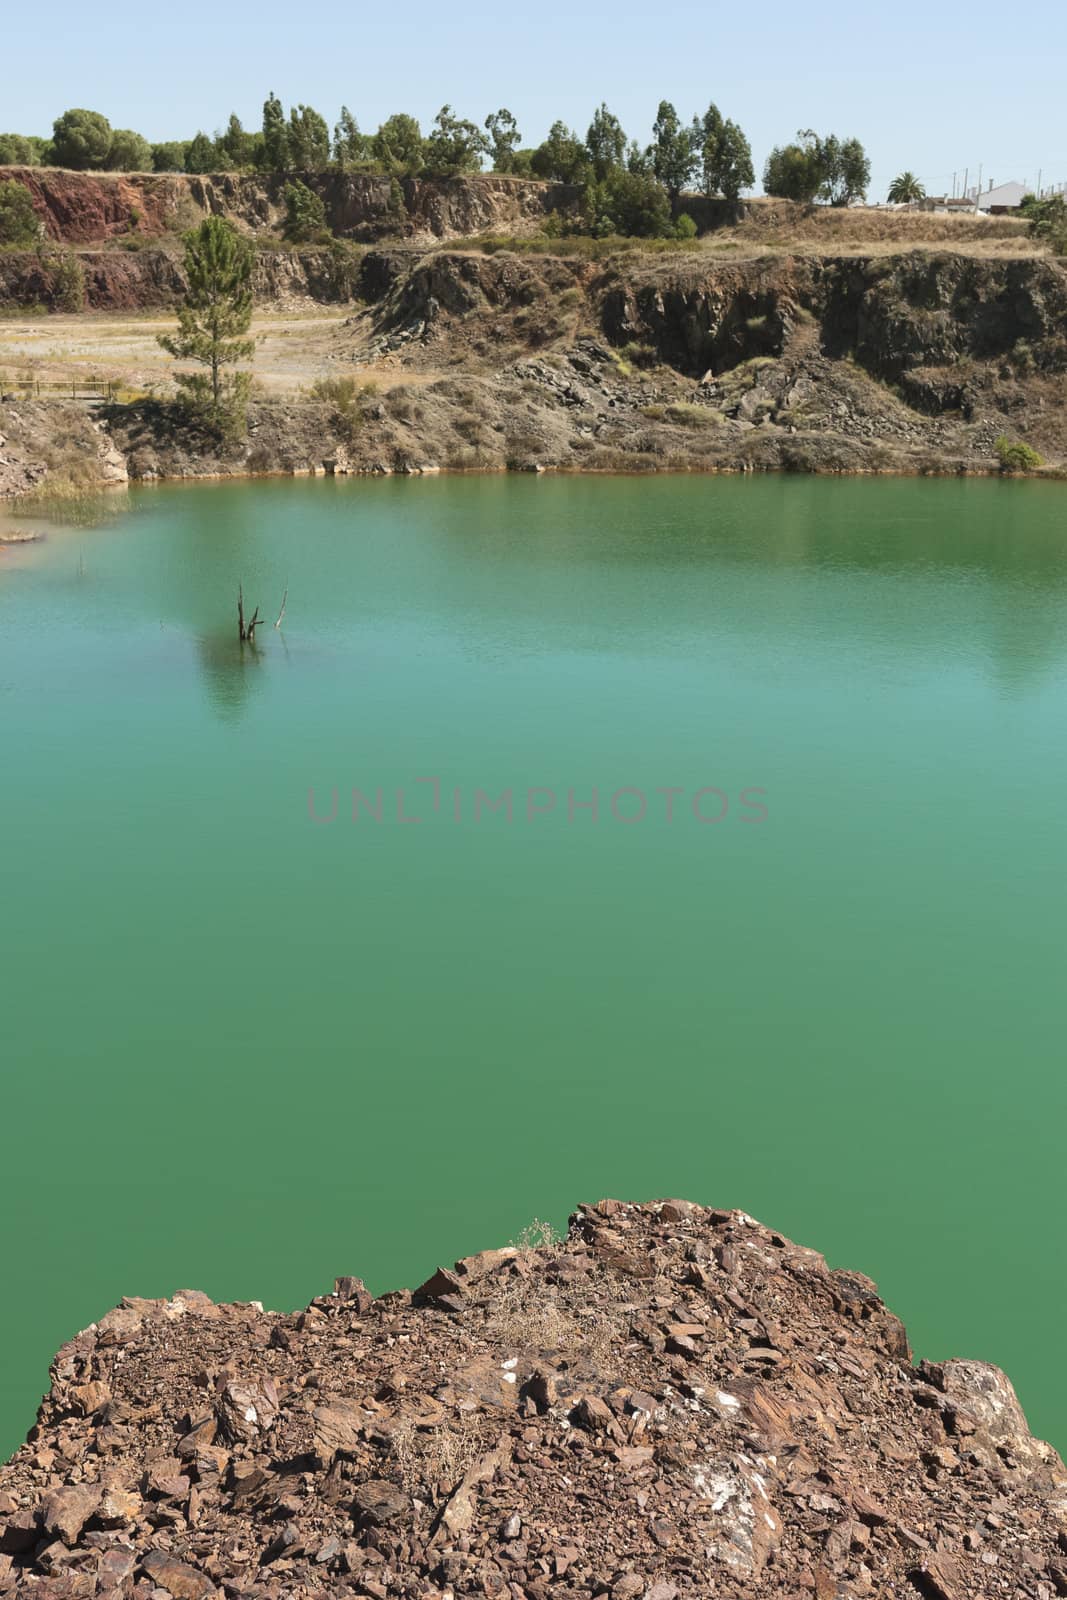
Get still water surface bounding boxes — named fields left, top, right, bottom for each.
left=2, top=474, right=1065, bottom=1455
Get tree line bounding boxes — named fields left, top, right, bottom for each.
left=0, top=98, right=871, bottom=206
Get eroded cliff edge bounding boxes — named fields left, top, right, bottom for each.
left=3, top=244, right=1067, bottom=495
left=1, top=1200, right=1064, bottom=1599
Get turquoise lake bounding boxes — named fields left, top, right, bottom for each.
left=1, top=472, right=1065, bottom=1457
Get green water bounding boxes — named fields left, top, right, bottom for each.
left=2, top=474, right=1066, bottom=1458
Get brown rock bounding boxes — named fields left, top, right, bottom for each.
left=571, top=1395, right=620, bottom=1436
left=0, top=1508, right=40, bottom=1554
left=351, top=1479, right=409, bottom=1528
left=430, top=1439, right=512, bottom=1544
left=96, top=1547, right=137, bottom=1592
left=214, top=1378, right=279, bottom=1445
left=333, top=1277, right=373, bottom=1311
left=39, top=1486, right=99, bottom=1546
left=139, top=1550, right=214, bottom=1599
left=2, top=1199, right=1063, bottom=1600
left=908, top=1554, right=962, bottom=1600
left=455, top=1248, right=518, bottom=1282
left=415, top=1266, right=464, bottom=1302
left=612, top=1575, right=644, bottom=1600
left=312, top=1399, right=365, bottom=1461
left=97, top=1486, right=142, bottom=1527
left=69, top=1382, right=111, bottom=1418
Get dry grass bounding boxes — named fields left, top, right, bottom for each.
left=390, top=1413, right=485, bottom=1496
left=735, top=198, right=1030, bottom=246
left=443, top=201, right=1041, bottom=269
left=487, top=1271, right=622, bottom=1366
left=510, top=1218, right=563, bottom=1259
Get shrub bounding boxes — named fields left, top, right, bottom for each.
left=310, top=374, right=378, bottom=441
left=283, top=180, right=327, bottom=243
left=1020, top=193, right=1067, bottom=255
left=0, top=133, right=37, bottom=165
left=617, top=339, right=658, bottom=369
left=665, top=402, right=719, bottom=427
left=588, top=170, right=673, bottom=238
left=151, top=141, right=187, bottom=173
left=105, top=130, right=153, bottom=172
left=0, top=180, right=39, bottom=246
left=52, top=249, right=86, bottom=311
left=674, top=212, right=698, bottom=240
left=322, top=238, right=362, bottom=299
left=994, top=436, right=1043, bottom=471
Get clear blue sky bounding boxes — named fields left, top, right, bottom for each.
left=7, top=0, right=1067, bottom=201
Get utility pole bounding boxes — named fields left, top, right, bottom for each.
left=952, top=171, right=957, bottom=197
left=978, top=162, right=983, bottom=194
left=963, top=167, right=968, bottom=199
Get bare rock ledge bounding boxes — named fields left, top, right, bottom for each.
left=2, top=1200, right=1064, bottom=1599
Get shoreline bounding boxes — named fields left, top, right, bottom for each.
left=5, top=451, right=1066, bottom=509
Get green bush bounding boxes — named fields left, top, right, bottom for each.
left=994, top=436, right=1043, bottom=471
left=618, top=339, right=658, bottom=369
left=105, top=129, right=153, bottom=172
left=151, top=141, right=188, bottom=173
left=0, top=180, right=39, bottom=246
left=47, top=248, right=86, bottom=310
left=664, top=401, right=719, bottom=427
left=283, top=180, right=328, bottom=243
left=310, top=374, right=378, bottom=441
left=0, top=133, right=37, bottom=166
left=586, top=169, right=673, bottom=238
left=674, top=212, right=698, bottom=239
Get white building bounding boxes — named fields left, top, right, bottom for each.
left=974, top=181, right=1029, bottom=213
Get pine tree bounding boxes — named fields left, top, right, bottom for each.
left=158, top=218, right=255, bottom=423
left=585, top=104, right=626, bottom=182
left=262, top=93, right=289, bottom=172
left=220, top=114, right=252, bottom=169
left=184, top=131, right=216, bottom=174
left=288, top=105, right=330, bottom=170
left=333, top=107, right=367, bottom=168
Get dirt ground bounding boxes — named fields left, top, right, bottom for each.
left=0, top=307, right=369, bottom=397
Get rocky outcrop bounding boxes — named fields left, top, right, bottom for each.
left=2, top=169, right=190, bottom=243
left=4, top=246, right=1066, bottom=488
left=0, top=247, right=362, bottom=312
left=595, top=252, right=1067, bottom=382
left=323, top=173, right=582, bottom=242
left=1, top=168, right=582, bottom=247
left=373, top=249, right=589, bottom=326
left=1, top=1200, right=1064, bottom=1600
left=0, top=402, right=127, bottom=500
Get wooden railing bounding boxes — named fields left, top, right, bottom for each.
left=3, top=376, right=115, bottom=401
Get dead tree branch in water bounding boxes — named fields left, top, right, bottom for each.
left=237, top=584, right=264, bottom=644
left=275, top=586, right=288, bottom=629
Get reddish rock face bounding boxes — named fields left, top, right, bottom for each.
left=5, top=168, right=187, bottom=242
left=0, top=1200, right=1064, bottom=1600
left=1, top=167, right=583, bottom=247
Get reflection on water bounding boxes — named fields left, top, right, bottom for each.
left=193, top=631, right=268, bottom=721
